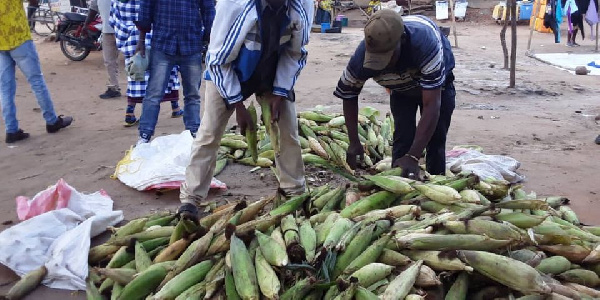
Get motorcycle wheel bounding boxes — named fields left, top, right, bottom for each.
left=60, top=27, right=91, bottom=61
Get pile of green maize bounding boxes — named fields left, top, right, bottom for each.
left=6, top=108, right=600, bottom=300
left=214, top=106, right=394, bottom=177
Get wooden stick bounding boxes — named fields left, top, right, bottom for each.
left=509, top=0, right=517, bottom=87
left=449, top=0, right=458, bottom=47
left=527, top=0, right=540, bottom=51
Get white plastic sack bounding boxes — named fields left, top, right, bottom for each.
left=114, top=131, right=226, bottom=191
left=0, top=183, right=123, bottom=290
left=436, top=0, right=449, bottom=20
left=446, top=148, right=525, bottom=183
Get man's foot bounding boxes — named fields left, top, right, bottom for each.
left=595, top=135, right=600, bottom=145
left=99, top=88, right=121, bottom=99
left=124, top=114, right=138, bottom=127
left=567, top=42, right=575, bottom=47
left=177, top=203, right=199, bottom=224
left=136, top=137, right=150, bottom=146
left=171, top=109, right=184, bottom=118
left=46, top=115, right=73, bottom=133
left=573, top=42, right=581, bottom=47
left=6, top=129, right=30, bottom=143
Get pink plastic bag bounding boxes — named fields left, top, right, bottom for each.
left=16, top=179, right=72, bottom=221
left=145, top=178, right=227, bottom=191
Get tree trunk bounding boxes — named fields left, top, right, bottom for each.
left=500, top=2, right=509, bottom=69
left=509, top=0, right=517, bottom=87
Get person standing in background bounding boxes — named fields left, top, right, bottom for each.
left=84, top=0, right=122, bottom=99
left=110, top=0, right=184, bottom=127
left=134, top=0, right=215, bottom=145
left=0, top=0, right=73, bottom=143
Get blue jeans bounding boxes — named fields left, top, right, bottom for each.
left=0, top=40, right=58, bottom=133
left=139, top=49, right=202, bottom=140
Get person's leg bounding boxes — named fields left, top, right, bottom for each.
left=425, top=83, right=456, bottom=175
left=390, top=91, right=419, bottom=162
left=0, top=50, right=20, bottom=134
left=176, top=53, right=202, bottom=137
left=124, top=99, right=138, bottom=127
left=259, top=92, right=305, bottom=194
left=138, top=49, right=174, bottom=142
left=100, top=33, right=121, bottom=98
left=11, top=41, right=60, bottom=126
left=180, top=81, right=233, bottom=207
left=572, top=28, right=580, bottom=46
left=170, top=100, right=183, bottom=117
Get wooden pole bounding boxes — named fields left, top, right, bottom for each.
left=501, top=2, right=509, bottom=69
left=509, top=0, right=517, bottom=87
left=449, top=0, right=458, bottom=47
left=527, top=0, right=540, bottom=51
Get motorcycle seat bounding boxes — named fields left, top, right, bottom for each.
left=63, top=12, right=87, bottom=22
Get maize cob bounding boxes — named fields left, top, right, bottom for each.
left=381, top=260, right=423, bottom=300
left=495, top=200, right=549, bottom=210
left=507, top=249, right=546, bottom=266
left=111, top=283, right=123, bottom=300
left=459, top=189, right=481, bottom=203
left=330, top=141, right=355, bottom=174
left=328, top=115, right=345, bottom=127
left=107, top=246, right=134, bottom=268
left=280, top=277, right=313, bottom=300
left=332, top=223, right=376, bottom=278
left=559, top=206, right=580, bottom=225
left=323, top=217, right=354, bottom=249
left=225, top=267, right=241, bottom=300
left=271, top=227, right=287, bottom=249
left=340, top=191, right=395, bottom=219
left=299, top=111, right=334, bottom=122
left=583, top=244, right=600, bottom=263
left=456, top=250, right=551, bottom=294
left=352, top=205, right=419, bottom=222
left=405, top=295, right=425, bottom=300
left=395, top=233, right=512, bottom=251
left=558, top=269, right=600, bottom=287
left=445, top=272, right=469, bottom=300
left=378, top=249, right=412, bottom=266
left=343, top=233, right=392, bottom=274
left=118, top=264, right=168, bottom=300
left=214, top=158, right=228, bottom=176
left=304, top=290, right=324, bottom=300
left=258, top=150, right=275, bottom=161
left=313, top=187, right=343, bottom=210
left=234, top=149, right=245, bottom=159
left=221, top=138, right=248, bottom=149
left=152, top=260, right=213, bottom=300
left=308, top=136, right=329, bottom=159
left=174, top=282, right=206, bottom=300
left=563, top=282, right=600, bottom=298
left=495, top=212, right=547, bottom=229
left=142, top=237, right=171, bottom=252
left=281, top=215, right=300, bottom=246
left=322, top=186, right=347, bottom=212
left=354, top=286, right=379, bottom=300
left=255, top=230, right=288, bottom=266
left=329, top=130, right=350, bottom=144
left=86, top=278, right=103, bottom=300
left=334, top=278, right=358, bottom=300
left=367, top=126, right=377, bottom=146
left=134, top=241, right=152, bottom=272
left=230, top=234, right=259, bottom=300
left=539, top=245, right=591, bottom=263
left=154, top=237, right=192, bottom=263
left=349, top=262, right=394, bottom=288
left=245, top=101, right=259, bottom=163
left=300, top=123, right=317, bottom=139
left=237, top=157, right=273, bottom=167
left=5, top=266, right=47, bottom=300
left=299, top=220, right=317, bottom=263
left=413, top=184, right=462, bottom=204
left=443, top=219, right=524, bottom=241
left=163, top=230, right=214, bottom=287
left=89, top=244, right=121, bottom=264
left=108, top=226, right=175, bottom=246
left=414, top=264, right=441, bottom=287
left=109, top=218, right=148, bottom=241
left=363, top=175, right=414, bottom=195
left=535, top=256, right=571, bottom=275
left=335, top=221, right=362, bottom=252
left=401, top=250, right=473, bottom=272
left=96, top=268, right=136, bottom=285
left=269, top=192, right=309, bottom=216
left=302, top=153, right=330, bottom=166
left=254, top=249, right=280, bottom=299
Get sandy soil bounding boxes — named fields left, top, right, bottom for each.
left=0, top=15, right=599, bottom=298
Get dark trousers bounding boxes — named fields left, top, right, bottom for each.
left=390, top=81, right=456, bottom=175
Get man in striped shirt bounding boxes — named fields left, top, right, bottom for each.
left=335, top=11, right=456, bottom=178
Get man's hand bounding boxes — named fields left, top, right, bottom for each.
left=235, top=102, right=255, bottom=134
left=346, top=141, right=365, bottom=170
left=135, top=42, right=146, bottom=58
left=267, top=94, right=284, bottom=122
left=393, top=155, right=420, bottom=179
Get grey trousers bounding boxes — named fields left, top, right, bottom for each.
left=180, top=81, right=306, bottom=205
left=102, top=33, right=119, bottom=90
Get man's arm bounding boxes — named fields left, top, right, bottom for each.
left=271, top=0, right=314, bottom=99
left=83, top=0, right=99, bottom=28
left=201, top=0, right=216, bottom=42
left=205, top=0, right=254, bottom=106
left=408, top=88, right=441, bottom=158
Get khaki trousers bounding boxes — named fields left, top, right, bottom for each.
left=180, top=81, right=305, bottom=205
left=102, top=33, right=120, bottom=89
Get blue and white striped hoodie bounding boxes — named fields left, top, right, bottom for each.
left=205, top=0, right=314, bottom=105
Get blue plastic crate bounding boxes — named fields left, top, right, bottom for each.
left=519, top=2, right=533, bottom=20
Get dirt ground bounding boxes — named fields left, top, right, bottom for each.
left=1, top=13, right=599, bottom=298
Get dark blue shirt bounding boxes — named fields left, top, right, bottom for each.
left=334, top=15, right=455, bottom=100
left=136, top=0, right=216, bottom=56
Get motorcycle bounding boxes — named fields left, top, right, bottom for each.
left=56, top=12, right=102, bottom=61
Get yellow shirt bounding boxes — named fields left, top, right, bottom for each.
left=0, top=0, right=32, bottom=51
